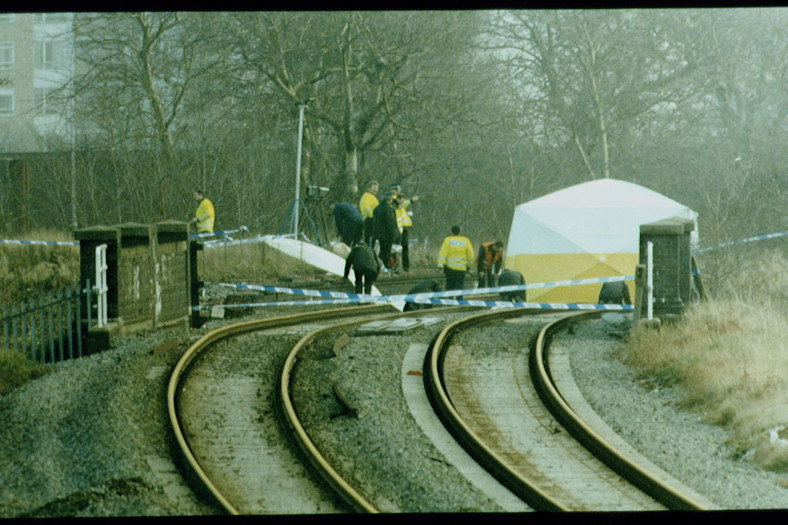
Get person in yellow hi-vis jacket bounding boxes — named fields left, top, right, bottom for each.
left=437, top=225, right=474, bottom=295
left=358, top=180, right=379, bottom=246
left=394, top=189, right=419, bottom=273
left=192, top=190, right=215, bottom=233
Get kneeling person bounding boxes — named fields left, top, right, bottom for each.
left=403, top=279, right=443, bottom=311
left=597, top=280, right=631, bottom=305
left=498, top=269, right=526, bottom=303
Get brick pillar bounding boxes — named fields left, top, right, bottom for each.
left=638, top=218, right=695, bottom=320
left=155, top=220, right=191, bottom=328
left=117, top=223, right=157, bottom=332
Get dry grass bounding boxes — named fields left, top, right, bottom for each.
left=198, top=241, right=324, bottom=283
left=0, top=230, right=80, bottom=307
left=198, top=239, right=438, bottom=283
left=621, top=247, right=788, bottom=471
left=0, top=350, right=51, bottom=395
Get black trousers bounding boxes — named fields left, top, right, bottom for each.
left=353, top=269, right=377, bottom=294
left=478, top=269, right=496, bottom=288
left=378, top=237, right=395, bottom=268
left=363, top=218, right=375, bottom=245
left=400, top=228, right=410, bottom=271
left=443, top=267, right=466, bottom=297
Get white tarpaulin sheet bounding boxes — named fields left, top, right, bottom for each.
left=505, top=179, right=698, bottom=303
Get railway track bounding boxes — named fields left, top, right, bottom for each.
left=425, top=308, right=717, bottom=511
left=167, top=303, right=716, bottom=513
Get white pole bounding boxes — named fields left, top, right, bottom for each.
left=293, top=103, right=306, bottom=236
left=646, top=241, right=654, bottom=320
left=70, top=14, right=78, bottom=230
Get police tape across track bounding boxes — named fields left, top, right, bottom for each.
left=197, top=274, right=636, bottom=312
left=5, top=229, right=784, bottom=251
left=3, top=230, right=783, bottom=313
left=0, top=239, right=79, bottom=246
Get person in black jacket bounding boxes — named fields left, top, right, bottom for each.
left=332, top=202, right=363, bottom=247
left=498, top=269, right=526, bottom=302
left=403, top=279, right=443, bottom=311
left=343, top=241, right=380, bottom=295
left=372, top=192, right=399, bottom=271
left=598, top=280, right=631, bottom=305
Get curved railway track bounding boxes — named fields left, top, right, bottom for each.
left=425, top=308, right=716, bottom=511
left=167, top=303, right=715, bottom=513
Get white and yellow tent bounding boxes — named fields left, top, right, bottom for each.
left=504, top=179, right=698, bottom=303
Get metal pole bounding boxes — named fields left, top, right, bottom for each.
left=70, top=14, right=78, bottom=230
left=293, top=104, right=306, bottom=236
left=293, top=99, right=313, bottom=237
left=646, top=241, right=654, bottom=320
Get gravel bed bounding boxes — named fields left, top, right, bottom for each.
left=1, top=308, right=787, bottom=516
left=291, top=311, right=503, bottom=513
left=560, top=314, right=788, bottom=510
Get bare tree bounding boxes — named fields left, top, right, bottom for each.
left=489, top=10, right=702, bottom=181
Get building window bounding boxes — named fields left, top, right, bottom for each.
left=0, top=42, right=13, bottom=70
left=0, top=89, right=14, bottom=117
left=34, top=41, right=65, bottom=70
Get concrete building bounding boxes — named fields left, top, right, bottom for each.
left=0, top=12, right=75, bottom=154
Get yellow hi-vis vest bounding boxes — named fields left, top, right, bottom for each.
left=195, top=198, right=215, bottom=233
left=395, top=200, right=413, bottom=233
left=358, top=192, right=379, bottom=220
left=437, top=235, right=474, bottom=271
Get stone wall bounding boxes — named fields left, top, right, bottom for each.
left=638, top=218, right=695, bottom=319
left=75, top=220, right=191, bottom=353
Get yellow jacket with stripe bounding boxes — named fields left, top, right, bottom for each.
left=437, top=235, right=474, bottom=271
left=358, top=192, right=379, bottom=220
left=194, top=198, right=215, bottom=233
left=395, top=199, right=413, bottom=233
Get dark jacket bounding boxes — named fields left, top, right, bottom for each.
left=598, top=280, right=631, bottom=305
left=343, top=243, right=380, bottom=278
left=403, top=279, right=443, bottom=311
left=332, top=202, right=363, bottom=244
left=498, top=269, right=526, bottom=302
left=373, top=200, right=399, bottom=242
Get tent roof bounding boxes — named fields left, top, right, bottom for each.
left=508, top=179, right=697, bottom=255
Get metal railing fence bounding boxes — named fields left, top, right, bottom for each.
left=1, top=284, right=84, bottom=363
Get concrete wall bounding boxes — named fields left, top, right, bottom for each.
left=74, top=220, right=191, bottom=353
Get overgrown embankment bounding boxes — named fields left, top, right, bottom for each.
left=622, top=247, right=788, bottom=472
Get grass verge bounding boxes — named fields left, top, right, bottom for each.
left=621, top=246, right=788, bottom=472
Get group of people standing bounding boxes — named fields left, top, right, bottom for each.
left=339, top=180, right=419, bottom=294
left=339, top=179, right=524, bottom=300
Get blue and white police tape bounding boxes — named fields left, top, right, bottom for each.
left=202, top=234, right=276, bottom=249
left=202, top=274, right=634, bottom=310
left=694, top=231, right=787, bottom=254
left=190, top=226, right=249, bottom=240
left=0, top=239, right=79, bottom=246
left=193, top=297, right=633, bottom=311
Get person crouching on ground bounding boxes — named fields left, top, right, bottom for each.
left=597, top=280, right=631, bottom=305
left=343, top=240, right=381, bottom=295
left=498, top=269, right=526, bottom=302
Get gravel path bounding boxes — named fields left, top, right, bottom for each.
left=1, top=310, right=786, bottom=516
